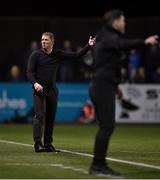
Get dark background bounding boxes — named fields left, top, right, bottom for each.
left=0, top=0, right=160, bottom=82
left=0, top=0, right=160, bottom=18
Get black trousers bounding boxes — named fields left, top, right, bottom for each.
left=89, top=80, right=117, bottom=166
left=32, top=88, right=58, bottom=146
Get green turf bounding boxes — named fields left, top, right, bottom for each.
left=0, top=124, right=160, bottom=178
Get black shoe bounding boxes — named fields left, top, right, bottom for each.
left=34, top=143, right=45, bottom=153
left=89, top=165, right=123, bottom=178
left=44, top=144, right=61, bottom=153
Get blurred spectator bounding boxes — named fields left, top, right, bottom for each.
left=25, top=40, right=39, bottom=60
left=7, top=65, right=23, bottom=82
left=0, top=49, right=8, bottom=81
left=134, top=67, right=146, bottom=83
left=128, top=49, right=141, bottom=83
left=59, top=39, right=74, bottom=82
left=79, top=100, right=95, bottom=124
left=120, top=67, right=128, bottom=83
left=145, top=44, right=160, bottom=83
left=77, top=49, right=93, bottom=82
left=75, top=45, right=85, bottom=82
left=153, top=66, right=160, bottom=83
left=23, top=40, right=39, bottom=81
left=83, top=50, right=94, bottom=81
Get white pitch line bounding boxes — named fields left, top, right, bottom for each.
left=60, top=149, right=160, bottom=170
left=118, top=150, right=160, bottom=154
left=0, top=139, right=33, bottom=147
left=5, top=163, right=88, bottom=175
left=0, top=139, right=160, bottom=170
left=5, top=162, right=121, bottom=178
left=4, top=163, right=123, bottom=179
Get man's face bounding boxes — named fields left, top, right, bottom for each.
left=41, top=35, right=54, bottom=50
left=115, top=15, right=126, bottom=34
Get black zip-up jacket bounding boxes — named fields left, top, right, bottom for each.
left=92, top=26, right=145, bottom=84
left=27, top=44, right=90, bottom=89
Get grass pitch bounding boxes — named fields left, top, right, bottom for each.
left=0, top=123, right=160, bottom=179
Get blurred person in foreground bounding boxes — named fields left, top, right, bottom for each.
left=89, top=9, right=158, bottom=178
left=27, top=32, right=96, bottom=153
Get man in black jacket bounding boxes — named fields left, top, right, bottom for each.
left=89, top=9, right=158, bottom=178
left=27, top=32, right=96, bottom=153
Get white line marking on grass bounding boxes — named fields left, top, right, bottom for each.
left=60, top=149, right=160, bottom=170
left=5, top=163, right=88, bottom=175
left=0, top=139, right=33, bottom=147
left=120, top=150, right=160, bottom=154
left=0, top=139, right=160, bottom=170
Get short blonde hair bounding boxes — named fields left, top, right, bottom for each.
left=42, top=32, right=55, bottom=42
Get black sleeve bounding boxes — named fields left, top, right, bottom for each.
left=58, top=44, right=91, bottom=59
left=26, top=51, right=37, bottom=85
left=104, top=35, right=145, bottom=51
left=117, top=38, right=145, bottom=50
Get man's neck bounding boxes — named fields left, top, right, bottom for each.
left=43, top=47, right=53, bottom=54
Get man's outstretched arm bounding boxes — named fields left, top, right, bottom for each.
left=58, top=36, right=96, bottom=59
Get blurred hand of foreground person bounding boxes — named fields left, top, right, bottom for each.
left=145, top=35, right=159, bottom=45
